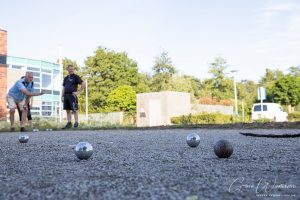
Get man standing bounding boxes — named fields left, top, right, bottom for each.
left=7, top=72, right=44, bottom=132
left=61, top=64, right=85, bottom=129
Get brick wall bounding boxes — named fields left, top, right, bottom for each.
left=0, top=29, right=8, bottom=119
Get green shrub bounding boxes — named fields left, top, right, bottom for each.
left=288, top=111, right=300, bottom=122
left=171, top=112, right=233, bottom=125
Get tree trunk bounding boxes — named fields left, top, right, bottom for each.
left=287, top=104, right=294, bottom=113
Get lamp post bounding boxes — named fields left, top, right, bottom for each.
left=230, top=70, right=238, bottom=119
left=84, top=74, right=90, bottom=123
left=241, top=79, right=247, bottom=122
left=59, top=46, right=63, bottom=123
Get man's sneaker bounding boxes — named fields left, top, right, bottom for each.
left=10, top=127, right=15, bottom=132
left=20, top=127, right=26, bottom=132
left=74, top=122, right=79, bottom=128
left=62, top=122, right=72, bottom=129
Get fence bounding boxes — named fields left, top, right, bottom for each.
left=78, top=112, right=124, bottom=125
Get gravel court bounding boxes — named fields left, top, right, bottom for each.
left=0, top=129, right=299, bottom=200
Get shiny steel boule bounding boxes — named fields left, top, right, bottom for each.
left=214, top=139, right=233, bottom=158
left=186, top=133, right=200, bottom=147
left=19, top=134, right=29, bottom=143
left=74, top=142, right=93, bottom=160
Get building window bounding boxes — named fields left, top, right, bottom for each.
left=27, top=67, right=40, bottom=71
left=53, top=90, right=60, bottom=95
left=33, top=77, right=40, bottom=82
left=42, top=111, right=52, bottom=116
left=42, top=101, right=52, bottom=105
left=12, top=65, right=23, bottom=69
left=0, top=55, right=6, bottom=64
left=31, top=112, right=40, bottom=116
left=41, top=89, right=52, bottom=94
left=42, top=68, right=52, bottom=73
left=42, top=101, right=52, bottom=116
left=42, top=74, right=51, bottom=88
left=42, top=106, right=52, bottom=110
left=31, top=107, right=40, bottom=111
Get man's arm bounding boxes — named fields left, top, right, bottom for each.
left=29, top=97, right=33, bottom=108
left=61, top=87, right=65, bottom=102
left=72, top=82, right=85, bottom=95
left=20, top=88, right=44, bottom=97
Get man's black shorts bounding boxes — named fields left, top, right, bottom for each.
left=63, top=94, right=78, bottom=111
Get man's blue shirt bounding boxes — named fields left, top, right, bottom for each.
left=8, top=78, right=34, bottom=102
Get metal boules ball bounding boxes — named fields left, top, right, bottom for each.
left=214, top=140, right=233, bottom=158
left=186, top=133, right=200, bottom=147
left=74, top=142, right=93, bottom=160
left=19, top=134, right=29, bottom=143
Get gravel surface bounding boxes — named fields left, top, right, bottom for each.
left=0, top=129, right=299, bottom=200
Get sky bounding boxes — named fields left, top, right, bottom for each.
left=1, top=0, right=300, bottom=82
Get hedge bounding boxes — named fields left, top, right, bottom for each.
left=288, top=111, right=300, bottom=122
left=171, top=113, right=234, bottom=125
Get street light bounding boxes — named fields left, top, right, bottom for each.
left=230, top=70, right=238, bottom=119
left=84, top=74, right=90, bottom=123
left=241, top=80, right=247, bottom=122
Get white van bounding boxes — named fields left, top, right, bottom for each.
left=251, top=103, right=288, bottom=122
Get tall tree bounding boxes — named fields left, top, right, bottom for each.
left=203, top=56, right=234, bottom=100
left=272, top=75, right=300, bottom=112
left=259, top=68, right=284, bottom=102
left=82, top=47, right=141, bottom=113
left=208, top=56, right=228, bottom=88
left=150, top=51, right=177, bottom=91
left=288, top=66, right=300, bottom=77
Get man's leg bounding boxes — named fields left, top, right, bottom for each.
left=62, top=110, right=73, bottom=129
left=19, top=100, right=28, bottom=132
left=27, top=105, right=33, bottom=128
left=72, top=94, right=79, bottom=128
left=17, top=105, right=22, bottom=127
left=21, top=108, right=28, bottom=128
left=9, top=108, right=15, bottom=130
left=7, top=96, right=17, bottom=131
left=67, top=110, right=72, bottom=122
left=62, top=95, right=73, bottom=129
left=73, top=110, right=79, bottom=127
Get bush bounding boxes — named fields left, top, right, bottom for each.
left=171, top=112, right=233, bottom=125
left=288, top=111, right=300, bottom=122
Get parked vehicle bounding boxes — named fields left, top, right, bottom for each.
left=251, top=103, right=288, bottom=122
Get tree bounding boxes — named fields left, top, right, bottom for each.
left=237, top=80, right=258, bottom=115
left=259, top=68, right=284, bottom=102
left=135, top=72, right=151, bottom=93
left=82, top=47, right=142, bottom=113
left=150, top=51, right=177, bottom=91
left=106, top=85, right=136, bottom=113
left=62, top=58, right=81, bottom=77
left=288, top=66, right=300, bottom=77
left=272, top=75, right=300, bottom=112
left=208, top=56, right=228, bottom=88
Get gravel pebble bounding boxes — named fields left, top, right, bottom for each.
left=0, top=129, right=299, bottom=200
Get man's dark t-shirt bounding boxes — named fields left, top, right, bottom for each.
left=63, top=74, right=83, bottom=94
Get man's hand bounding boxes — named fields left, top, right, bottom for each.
left=61, top=96, right=64, bottom=102
left=72, top=91, right=79, bottom=96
